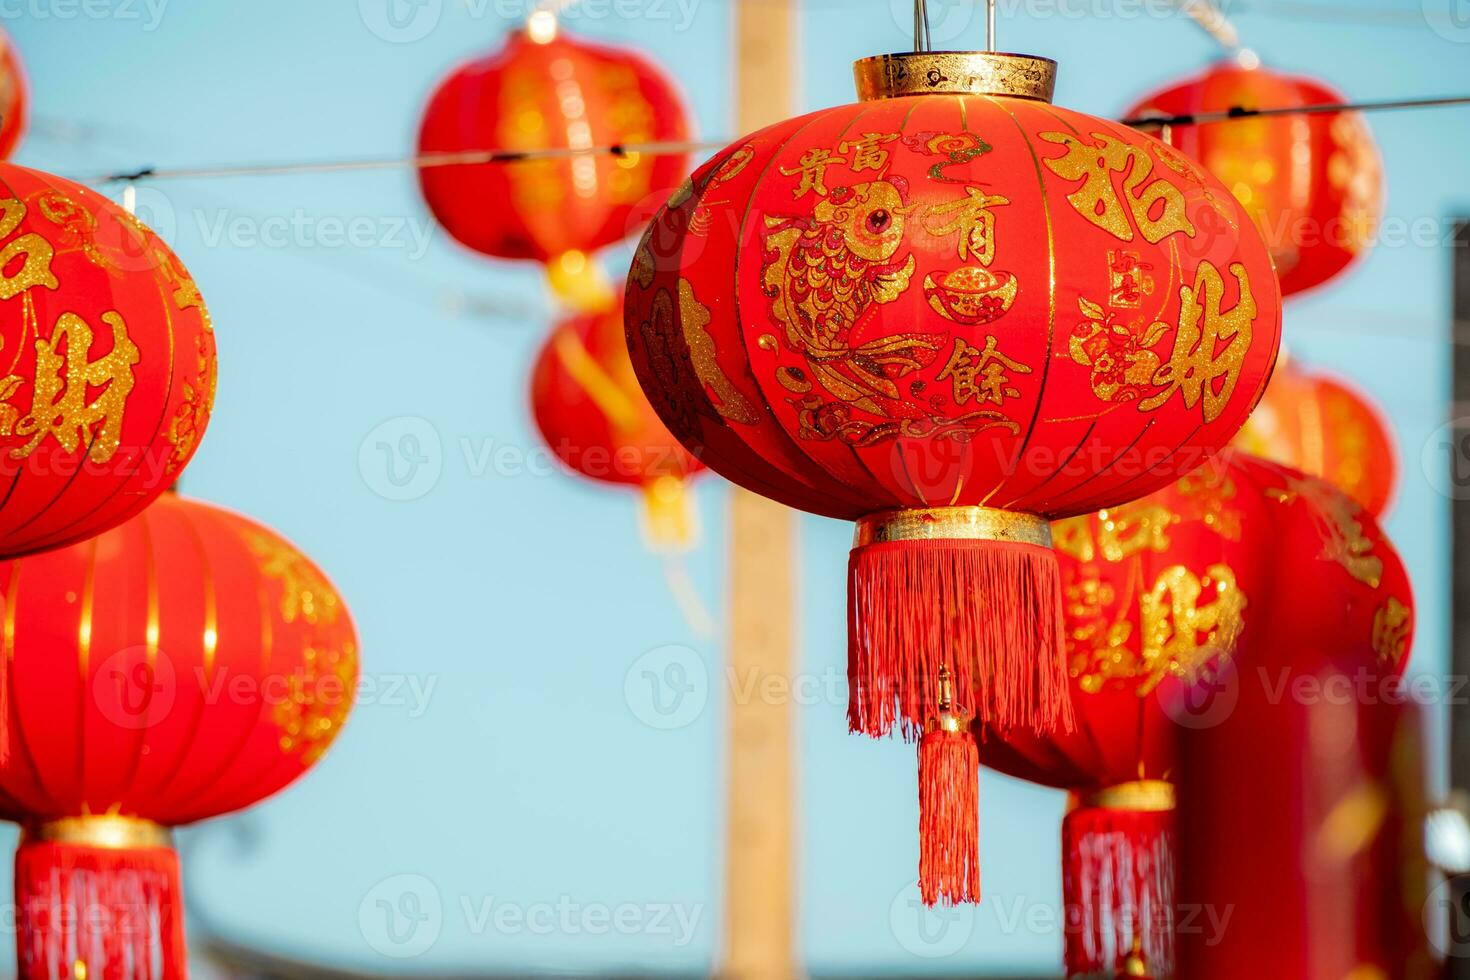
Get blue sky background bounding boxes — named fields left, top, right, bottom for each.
left=2, top=0, right=1468, bottom=975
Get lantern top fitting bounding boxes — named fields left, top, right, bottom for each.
left=853, top=50, right=1057, bottom=103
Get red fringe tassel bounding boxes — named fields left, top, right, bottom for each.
left=848, top=538, right=1071, bottom=740
left=1062, top=805, right=1175, bottom=979
left=918, top=728, right=980, bottom=907
left=16, top=840, right=186, bottom=980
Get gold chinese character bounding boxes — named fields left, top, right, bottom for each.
left=13, top=311, right=139, bottom=462
left=247, top=530, right=342, bottom=626
left=1096, top=501, right=1178, bottom=562
left=1052, top=515, right=1096, bottom=562
left=1137, top=563, right=1246, bottom=694
left=936, top=335, right=1031, bottom=406
left=838, top=133, right=900, bottom=173
left=1041, top=131, right=1195, bottom=244
left=1138, top=260, right=1256, bottom=423
left=1271, top=475, right=1384, bottom=588
left=780, top=148, right=843, bottom=199
left=924, top=187, right=1011, bottom=264
left=1371, top=597, right=1411, bottom=666
left=0, top=198, right=57, bottom=301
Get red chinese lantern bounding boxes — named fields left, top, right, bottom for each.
left=418, top=17, right=691, bottom=310
left=0, top=493, right=358, bottom=980
left=978, top=451, right=1413, bottom=976
left=1126, top=61, right=1382, bottom=298
left=0, top=28, right=27, bottom=159
left=1233, top=353, right=1397, bottom=517
left=626, top=50, right=1282, bottom=903
left=531, top=296, right=704, bottom=549
left=0, top=164, right=217, bottom=559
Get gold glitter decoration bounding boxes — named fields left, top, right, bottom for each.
left=10, top=311, right=138, bottom=462
left=274, top=641, right=357, bottom=764
left=677, top=277, right=758, bottom=424
left=1040, top=131, right=1196, bottom=244
left=247, top=530, right=342, bottom=627
left=164, top=331, right=216, bottom=478
left=1271, top=474, right=1383, bottom=588
left=1371, top=597, right=1411, bottom=666
left=0, top=197, right=58, bottom=299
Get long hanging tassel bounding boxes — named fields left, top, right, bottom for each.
left=15, top=818, right=186, bottom=980
left=916, top=666, right=980, bottom=907
left=848, top=512, right=1071, bottom=742
left=1062, top=787, right=1176, bottom=979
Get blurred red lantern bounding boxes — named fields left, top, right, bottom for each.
left=627, top=50, right=1282, bottom=903
left=979, top=451, right=1413, bottom=976
left=0, top=493, right=358, bottom=980
left=0, top=28, right=27, bottom=159
left=1126, top=61, right=1382, bottom=298
left=418, top=18, right=691, bottom=310
left=0, top=164, right=217, bottom=559
left=1234, top=354, right=1397, bottom=517
left=531, top=296, right=705, bottom=549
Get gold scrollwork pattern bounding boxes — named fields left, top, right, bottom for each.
left=274, top=640, right=357, bottom=765
left=1269, top=475, right=1383, bottom=588
left=246, top=530, right=342, bottom=627
left=1371, top=597, right=1411, bottom=667
left=1067, top=562, right=1245, bottom=695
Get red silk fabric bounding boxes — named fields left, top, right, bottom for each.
left=1234, top=356, right=1397, bottom=517
left=418, top=26, right=691, bottom=264
left=0, top=165, right=216, bottom=559
left=978, top=451, right=1414, bottom=791
left=1126, top=62, right=1382, bottom=299
left=626, top=91, right=1282, bottom=522
left=0, top=29, right=26, bottom=160
left=531, top=297, right=703, bottom=490
left=0, top=493, right=357, bottom=827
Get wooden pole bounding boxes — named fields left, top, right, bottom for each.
left=719, top=3, right=799, bottom=979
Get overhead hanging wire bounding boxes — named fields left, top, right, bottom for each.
left=75, top=93, right=1470, bottom=186
left=1122, top=94, right=1470, bottom=128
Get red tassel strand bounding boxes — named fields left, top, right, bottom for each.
left=917, top=727, right=980, bottom=906
left=849, top=537, right=1071, bottom=740
left=16, top=840, right=187, bottom=980
left=1062, top=805, right=1175, bottom=979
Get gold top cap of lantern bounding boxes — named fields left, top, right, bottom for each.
left=854, top=51, right=1057, bottom=103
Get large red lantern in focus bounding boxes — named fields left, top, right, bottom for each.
left=0, top=28, right=27, bottom=159
left=1234, top=354, right=1397, bottom=517
left=418, top=17, right=690, bottom=309
left=0, top=164, right=217, bottom=559
left=0, top=493, right=357, bottom=980
left=978, top=451, right=1413, bottom=976
left=627, top=50, right=1282, bottom=903
left=1126, top=61, right=1382, bottom=298
left=531, top=296, right=704, bottom=549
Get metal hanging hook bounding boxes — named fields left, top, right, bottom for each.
left=985, top=0, right=996, bottom=52
left=913, top=0, right=932, bottom=53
